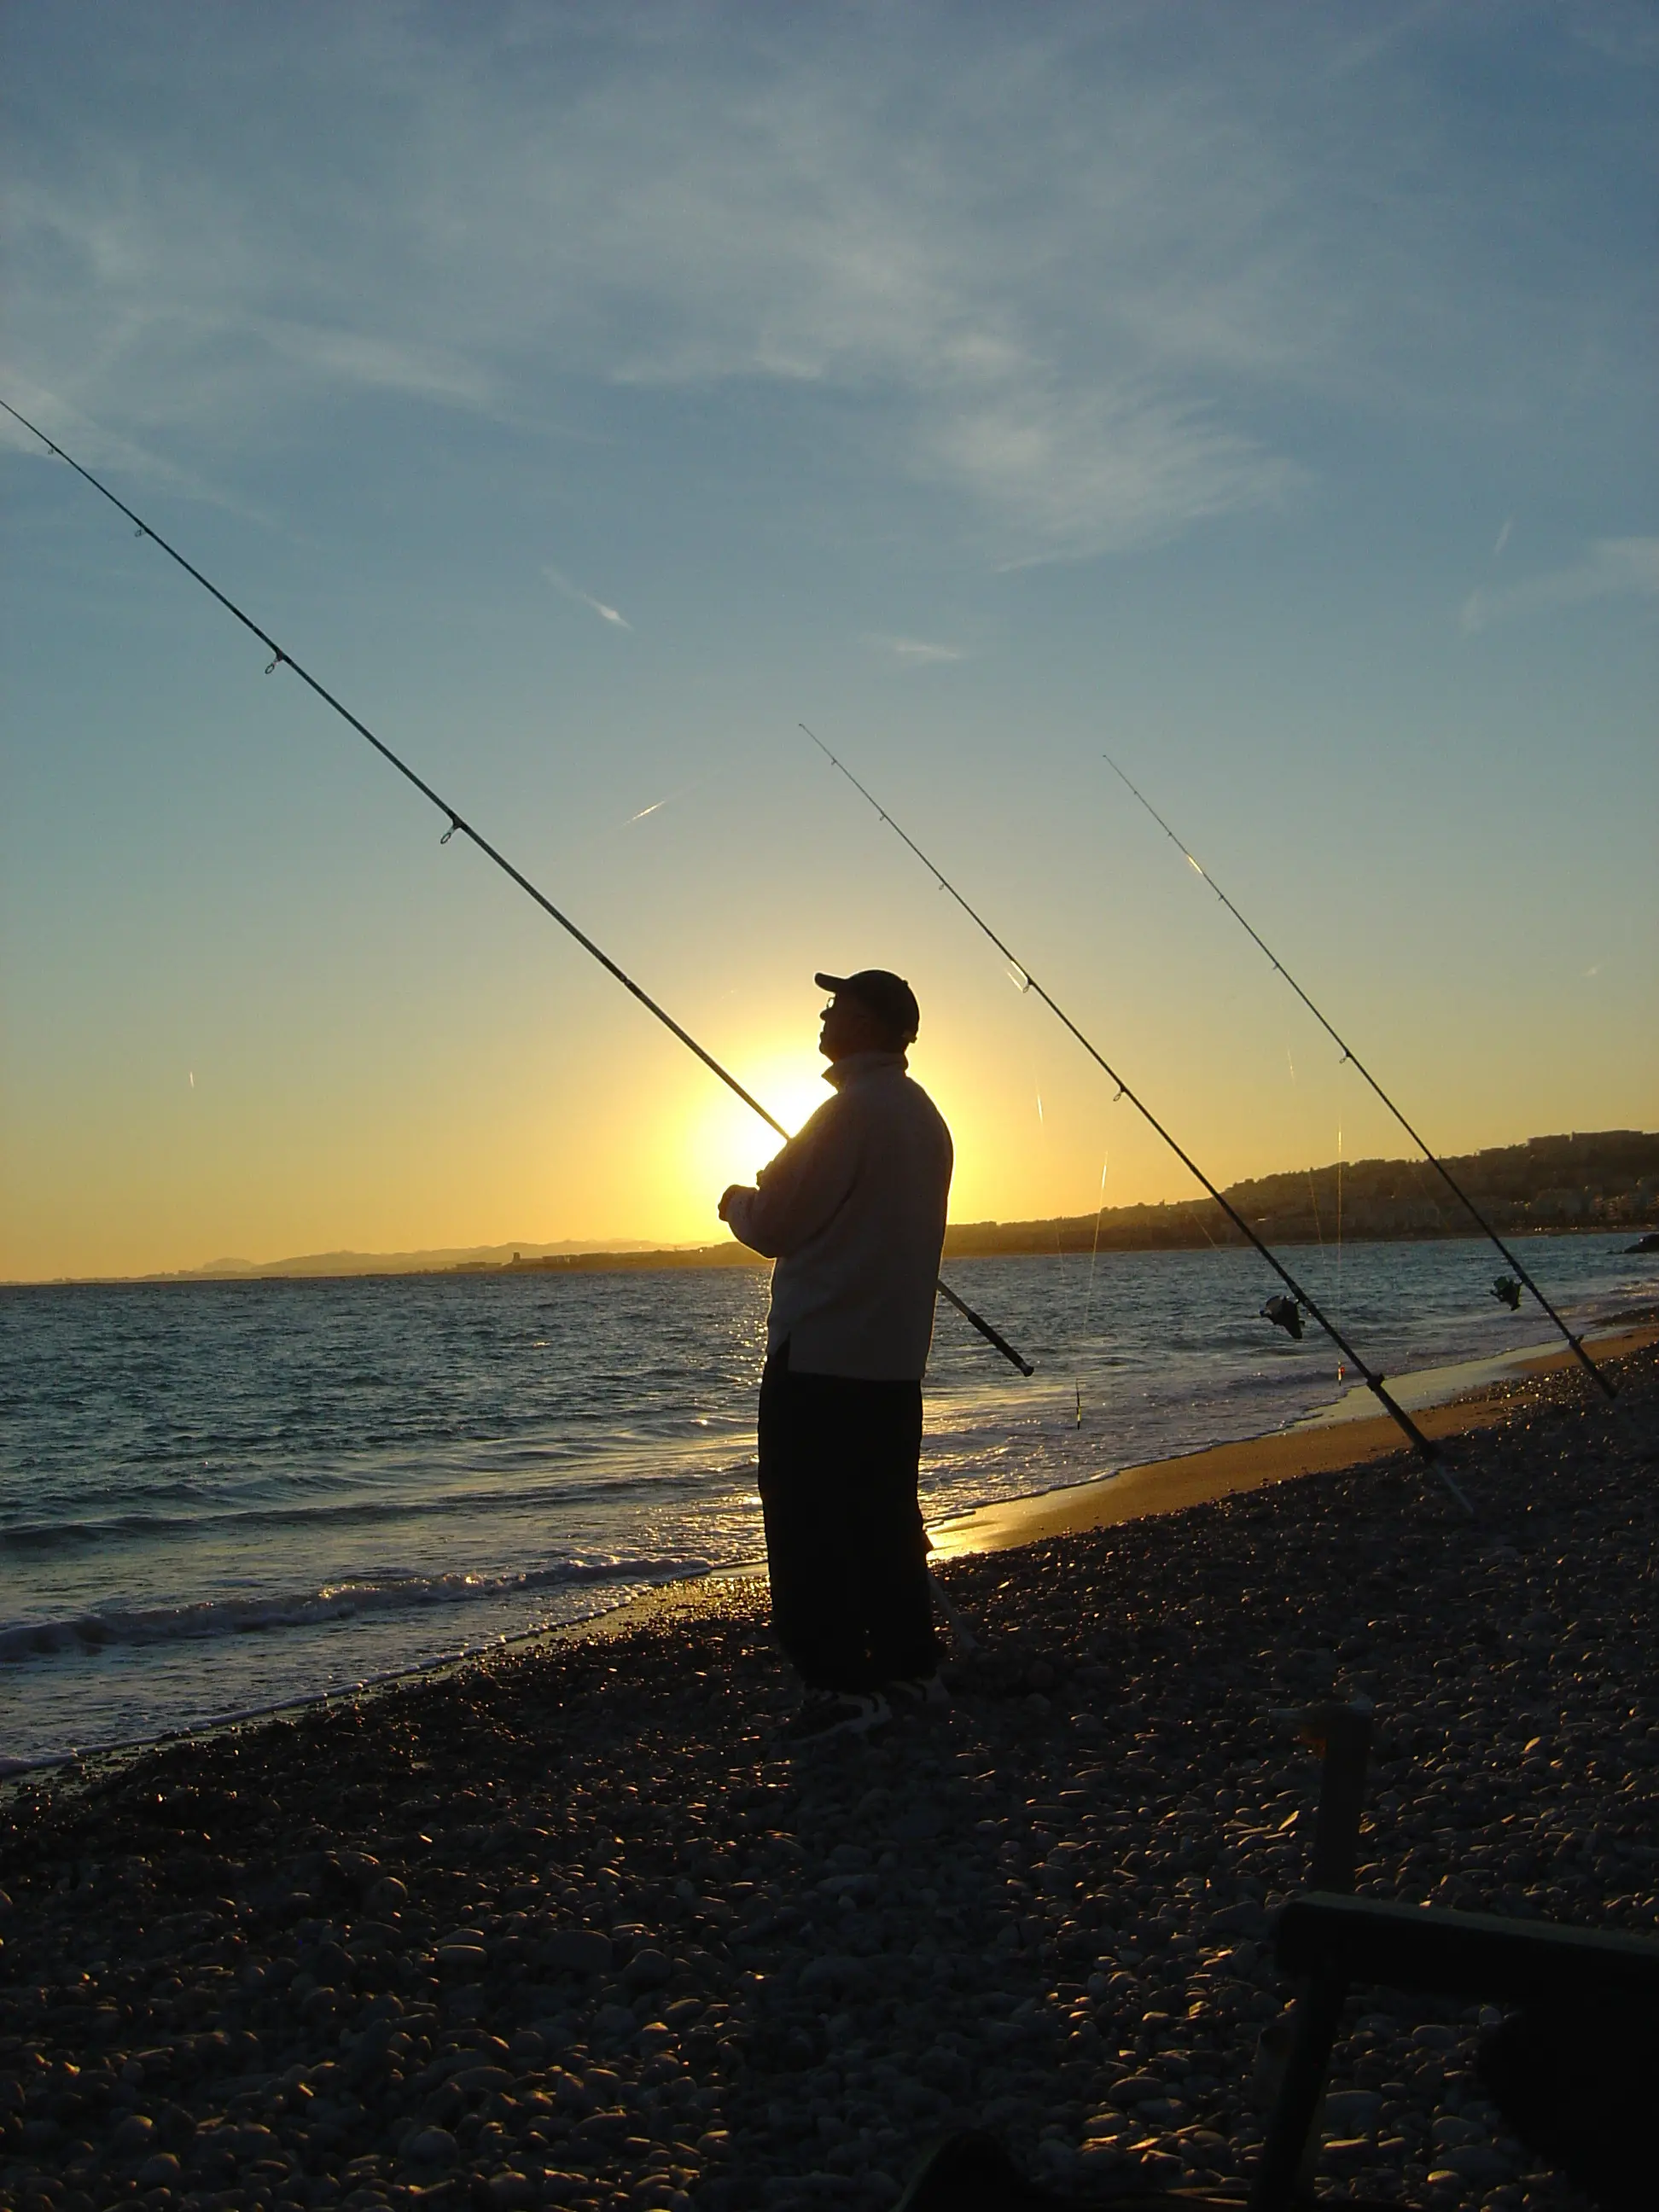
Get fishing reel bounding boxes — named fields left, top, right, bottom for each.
left=1260, top=1292, right=1307, bottom=1341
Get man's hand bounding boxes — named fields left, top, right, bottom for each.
left=719, top=1184, right=755, bottom=1223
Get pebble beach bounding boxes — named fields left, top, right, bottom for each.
left=3, top=1336, right=1655, bottom=2212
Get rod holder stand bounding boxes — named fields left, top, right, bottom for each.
left=1251, top=1697, right=1376, bottom=2209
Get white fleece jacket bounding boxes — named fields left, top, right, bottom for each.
left=722, top=1051, right=953, bottom=1380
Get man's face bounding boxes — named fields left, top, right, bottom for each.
left=818, top=992, right=895, bottom=1062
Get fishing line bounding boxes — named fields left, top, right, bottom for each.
left=1185, top=1202, right=1223, bottom=1249
left=1083, top=1150, right=1110, bottom=1331
left=798, top=722, right=1472, bottom=1511
left=1102, top=749, right=1615, bottom=1405
left=1023, top=1071, right=1085, bottom=1426
left=1306, top=1165, right=1326, bottom=1254
left=1077, top=1147, right=1110, bottom=1429
left=1028, top=1074, right=1078, bottom=1418
left=3, top=399, right=1032, bottom=1379
left=1288, top=1043, right=1336, bottom=1362
left=1287, top=1045, right=1327, bottom=1249
left=1336, top=1109, right=1346, bottom=1382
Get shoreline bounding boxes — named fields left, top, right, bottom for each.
left=3, top=1343, right=1652, bottom=2212
left=926, top=1313, right=1657, bottom=1558
left=9, top=1313, right=1653, bottom=1782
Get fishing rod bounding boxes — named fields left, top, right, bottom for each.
left=1101, top=751, right=1616, bottom=1406
left=2, top=398, right=1032, bottom=1379
left=799, top=724, right=1474, bottom=1513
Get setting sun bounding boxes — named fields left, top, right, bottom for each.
left=676, top=1049, right=838, bottom=1225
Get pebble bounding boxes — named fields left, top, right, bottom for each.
left=0, top=1342, right=1652, bottom=2212
left=626, top=1947, right=673, bottom=1992
left=110, top=2111, right=154, bottom=2154
left=1323, top=2087, right=1382, bottom=2133
left=545, top=1926, right=614, bottom=1976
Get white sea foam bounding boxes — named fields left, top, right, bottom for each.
left=0, top=1548, right=713, bottom=1663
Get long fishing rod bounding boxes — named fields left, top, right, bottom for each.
left=799, top=724, right=1474, bottom=1512
left=3, top=399, right=1031, bottom=1378
left=1102, top=751, right=1615, bottom=1406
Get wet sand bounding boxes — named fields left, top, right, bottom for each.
left=3, top=1337, right=1654, bottom=2212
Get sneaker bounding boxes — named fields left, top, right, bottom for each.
left=782, top=1689, right=892, bottom=1746
left=885, top=1672, right=951, bottom=1709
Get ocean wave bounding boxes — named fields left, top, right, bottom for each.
left=0, top=1454, right=760, bottom=1553
left=0, top=1549, right=713, bottom=1664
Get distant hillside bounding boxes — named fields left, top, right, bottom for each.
left=944, top=1128, right=1659, bottom=1258
left=114, top=1127, right=1658, bottom=1286
left=155, top=1238, right=672, bottom=1281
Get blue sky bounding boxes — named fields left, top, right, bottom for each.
left=2, top=2, right=1654, bottom=1278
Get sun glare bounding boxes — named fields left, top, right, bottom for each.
left=675, top=1050, right=832, bottom=1227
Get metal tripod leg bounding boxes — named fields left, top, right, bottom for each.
left=1249, top=1963, right=1349, bottom=2211
left=1249, top=1697, right=1375, bottom=2204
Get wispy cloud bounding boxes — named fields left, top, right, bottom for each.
left=871, top=635, right=965, bottom=665
left=544, top=568, right=632, bottom=631
left=1460, top=538, right=1659, bottom=632
left=2, top=8, right=1650, bottom=567
left=254, top=321, right=495, bottom=411
left=938, top=384, right=1301, bottom=564
left=0, top=366, right=267, bottom=520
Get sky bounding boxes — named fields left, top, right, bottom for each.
left=2, top=1, right=1655, bottom=1282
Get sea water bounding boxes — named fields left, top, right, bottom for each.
left=2, top=1231, right=1650, bottom=1765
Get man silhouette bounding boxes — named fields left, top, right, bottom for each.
left=719, top=970, right=954, bottom=1744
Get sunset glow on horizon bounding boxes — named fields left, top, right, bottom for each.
left=3, top=5, right=1653, bottom=1283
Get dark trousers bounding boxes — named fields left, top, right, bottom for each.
left=757, top=1343, right=937, bottom=1694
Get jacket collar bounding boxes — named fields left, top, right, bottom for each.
left=822, top=1049, right=908, bottom=1091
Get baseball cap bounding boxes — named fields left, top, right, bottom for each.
left=814, top=968, right=921, bottom=1041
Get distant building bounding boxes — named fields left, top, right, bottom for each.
left=1533, top=1187, right=1589, bottom=1222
